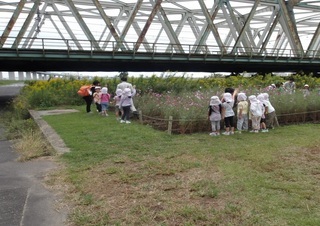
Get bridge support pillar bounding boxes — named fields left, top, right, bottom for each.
left=18, top=71, right=24, bottom=80
left=0, top=72, right=2, bottom=80
left=26, top=72, right=31, bottom=80
left=9, top=71, right=15, bottom=80
left=32, top=72, right=38, bottom=80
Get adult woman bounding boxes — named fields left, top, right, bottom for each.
left=83, top=80, right=100, bottom=113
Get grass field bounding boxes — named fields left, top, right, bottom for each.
left=0, top=80, right=23, bottom=85
left=42, top=106, right=320, bottom=226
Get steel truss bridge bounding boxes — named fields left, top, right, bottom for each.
left=0, top=0, right=319, bottom=74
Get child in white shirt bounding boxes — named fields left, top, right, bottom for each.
left=221, top=91, right=237, bottom=135
left=119, top=87, right=136, bottom=123
left=257, top=93, right=268, bottom=132
left=208, top=96, right=222, bottom=136
left=249, top=95, right=263, bottom=133
left=263, top=93, right=276, bottom=129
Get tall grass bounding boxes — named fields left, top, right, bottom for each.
left=17, top=73, right=320, bottom=108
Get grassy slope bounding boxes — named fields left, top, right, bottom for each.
left=43, top=106, right=320, bottom=226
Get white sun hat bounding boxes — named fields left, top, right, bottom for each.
left=223, top=93, right=233, bottom=102
left=101, top=87, right=108, bottom=94
left=237, top=93, right=247, bottom=101
left=210, top=96, right=221, bottom=106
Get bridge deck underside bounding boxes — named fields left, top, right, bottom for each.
left=0, top=0, right=319, bottom=73
left=0, top=48, right=319, bottom=73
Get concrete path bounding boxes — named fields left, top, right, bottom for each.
left=0, top=83, right=24, bottom=102
left=0, top=125, right=68, bottom=226
left=0, top=84, right=69, bottom=226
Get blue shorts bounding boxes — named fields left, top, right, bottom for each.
left=101, top=102, right=109, bottom=111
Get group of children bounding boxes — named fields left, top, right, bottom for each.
left=92, top=85, right=136, bottom=124
left=208, top=88, right=276, bottom=136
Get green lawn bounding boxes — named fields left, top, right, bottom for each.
left=43, top=105, right=320, bottom=226
left=0, top=80, right=23, bottom=85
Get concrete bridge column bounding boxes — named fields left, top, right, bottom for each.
left=0, top=72, right=2, bottom=80
left=9, top=72, right=15, bottom=80
left=26, top=72, right=31, bottom=80
left=32, top=72, right=38, bottom=80
left=18, top=71, right=24, bottom=80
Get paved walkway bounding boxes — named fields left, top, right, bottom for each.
left=0, top=84, right=78, bottom=226
left=0, top=124, right=68, bottom=226
left=0, top=83, right=24, bottom=102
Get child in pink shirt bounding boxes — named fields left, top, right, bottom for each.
left=100, top=87, right=111, bottom=116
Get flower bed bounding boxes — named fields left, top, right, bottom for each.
left=135, top=89, right=320, bottom=134
left=14, top=74, right=320, bottom=134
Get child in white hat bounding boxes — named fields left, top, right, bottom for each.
left=236, top=93, right=249, bottom=133
left=257, top=93, right=268, bottom=132
left=221, top=91, right=237, bottom=135
left=303, top=84, right=310, bottom=97
left=249, top=95, right=263, bottom=133
left=93, top=86, right=102, bottom=113
left=263, top=93, right=276, bottom=129
left=208, top=96, right=222, bottom=136
left=100, top=87, right=110, bottom=116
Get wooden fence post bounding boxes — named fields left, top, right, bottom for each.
left=168, top=116, right=173, bottom=135
left=275, top=114, right=279, bottom=127
left=139, top=110, right=143, bottom=124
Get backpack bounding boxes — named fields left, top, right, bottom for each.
left=77, top=85, right=92, bottom=97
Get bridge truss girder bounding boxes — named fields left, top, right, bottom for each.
left=0, top=0, right=319, bottom=57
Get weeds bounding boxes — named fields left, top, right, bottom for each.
left=11, top=129, right=55, bottom=161
left=0, top=105, right=55, bottom=161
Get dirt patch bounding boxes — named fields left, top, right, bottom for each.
left=37, top=109, right=79, bottom=116
left=78, top=154, right=227, bottom=225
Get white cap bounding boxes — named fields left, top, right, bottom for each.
left=237, top=93, right=247, bottom=101
left=210, top=96, right=221, bottom=106
left=101, top=87, right=108, bottom=94
left=223, top=93, right=233, bottom=102
left=116, top=89, right=123, bottom=96
left=257, top=93, right=265, bottom=102
left=248, top=95, right=258, bottom=103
